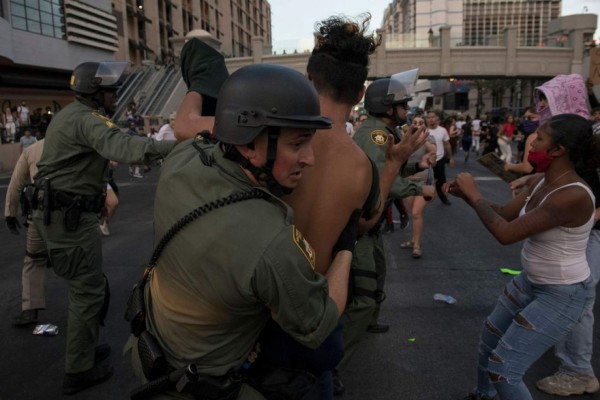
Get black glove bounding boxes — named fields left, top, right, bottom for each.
left=6, top=216, right=22, bottom=235
left=180, top=38, right=229, bottom=98
left=333, top=210, right=361, bottom=254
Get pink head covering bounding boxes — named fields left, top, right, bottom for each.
left=534, top=74, right=590, bottom=125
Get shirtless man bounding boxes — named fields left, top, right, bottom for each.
left=283, top=15, right=427, bottom=275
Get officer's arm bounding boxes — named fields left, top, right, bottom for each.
left=358, top=128, right=427, bottom=232
left=80, top=115, right=175, bottom=164
left=252, top=233, right=340, bottom=350
left=390, top=177, right=422, bottom=199
left=173, top=92, right=216, bottom=140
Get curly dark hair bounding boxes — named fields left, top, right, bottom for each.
left=547, top=114, right=600, bottom=170
left=307, top=14, right=381, bottom=105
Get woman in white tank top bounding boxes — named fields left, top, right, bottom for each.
left=445, top=114, right=600, bottom=400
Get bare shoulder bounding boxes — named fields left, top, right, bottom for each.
left=544, top=182, right=594, bottom=226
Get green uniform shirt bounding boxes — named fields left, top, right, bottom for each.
left=353, top=117, right=422, bottom=199
left=148, top=140, right=339, bottom=376
left=35, top=98, right=174, bottom=194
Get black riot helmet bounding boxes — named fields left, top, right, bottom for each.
left=213, top=64, right=331, bottom=197
left=70, top=61, right=129, bottom=94
left=212, top=64, right=332, bottom=144
left=364, top=68, right=419, bottom=114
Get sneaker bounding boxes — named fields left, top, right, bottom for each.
left=63, top=364, right=113, bottom=395
left=400, top=213, right=410, bottom=229
left=536, top=372, right=600, bottom=396
left=12, top=309, right=39, bottom=327
left=99, top=222, right=110, bottom=236
left=132, top=173, right=144, bottom=179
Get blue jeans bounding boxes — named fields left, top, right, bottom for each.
left=476, top=271, right=596, bottom=400
left=554, top=229, right=600, bottom=375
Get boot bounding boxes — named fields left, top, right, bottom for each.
left=12, top=309, right=39, bottom=327
left=63, top=364, right=113, bottom=395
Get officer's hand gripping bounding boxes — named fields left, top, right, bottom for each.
left=6, top=216, right=22, bottom=235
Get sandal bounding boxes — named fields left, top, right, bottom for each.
left=400, top=240, right=414, bottom=249
left=412, top=247, right=422, bottom=259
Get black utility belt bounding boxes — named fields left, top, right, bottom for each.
left=34, top=189, right=105, bottom=213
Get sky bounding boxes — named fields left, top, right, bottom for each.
left=269, top=0, right=600, bottom=54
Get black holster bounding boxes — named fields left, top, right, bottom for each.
left=20, top=184, right=37, bottom=217
left=125, top=277, right=149, bottom=337
left=138, top=330, right=168, bottom=380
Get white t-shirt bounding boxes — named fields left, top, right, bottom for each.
left=345, top=121, right=353, bottom=135
left=155, top=123, right=175, bottom=141
left=427, top=125, right=449, bottom=161
left=18, top=105, right=29, bottom=124
left=472, top=119, right=481, bottom=134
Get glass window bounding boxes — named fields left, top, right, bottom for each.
left=27, top=20, right=41, bottom=33
left=12, top=0, right=65, bottom=38
left=41, top=23, right=54, bottom=36
left=40, top=0, right=52, bottom=13
left=12, top=16, right=27, bottom=30
left=40, top=11, right=52, bottom=24
left=26, top=7, right=40, bottom=21
left=12, top=4, right=26, bottom=17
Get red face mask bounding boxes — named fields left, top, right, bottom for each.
left=527, top=150, right=553, bottom=172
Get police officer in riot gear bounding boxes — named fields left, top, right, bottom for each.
left=32, top=61, right=175, bottom=395
left=363, top=71, right=415, bottom=127
left=126, top=63, right=357, bottom=400
left=337, top=70, right=436, bottom=386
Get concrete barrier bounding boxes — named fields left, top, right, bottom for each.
left=0, top=143, right=21, bottom=176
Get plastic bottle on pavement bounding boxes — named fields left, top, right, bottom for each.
left=433, top=293, right=457, bottom=304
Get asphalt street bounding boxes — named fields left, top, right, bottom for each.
left=0, top=150, right=598, bottom=400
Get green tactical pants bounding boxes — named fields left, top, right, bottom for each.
left=338, top=234, right=378, bottom=371
left=371, top=234, right=387, bottom=325
left=33, top=209, right=106, bottom=374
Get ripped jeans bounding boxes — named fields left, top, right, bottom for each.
left=476, top=271, right=595, bottom=400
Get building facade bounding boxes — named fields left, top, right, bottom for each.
left=112, top=0, right=272, bottom=64
left=0, top=0, right=272, bottom=108
left=383, top=0, right=561, bottom=47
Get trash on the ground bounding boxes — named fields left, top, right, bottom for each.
left=500, top=268, right=522, bottom=275
left=33, top=324, right=59, bottom=336
left=433, top=293, right=457, bottom=304
left=408, top=337, right=416, bottom=342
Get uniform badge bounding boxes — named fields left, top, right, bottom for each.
left=292, top=226, right=316, bottom=270
left=91, top=112, right=116, bottom=128
left=370, top=130, right=388, bottom=146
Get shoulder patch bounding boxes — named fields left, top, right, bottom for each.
left=91, top=112, right=116, bottom=129
left=292, top=226, right=315, bottom=270
left=370, top=130, right=388, bottom=146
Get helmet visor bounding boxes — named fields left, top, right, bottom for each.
left=95, top=62, right=129, bottom=88
left=387, top=68, right=419, bottom=103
